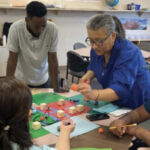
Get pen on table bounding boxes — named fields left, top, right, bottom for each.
left=109, top=124, right=136, bottom=130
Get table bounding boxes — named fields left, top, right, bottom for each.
left=73, top=47, right=90, bottom=58
left=31, top=88, right=133, bottom=149
left=71, top=126, right=132, bottom=150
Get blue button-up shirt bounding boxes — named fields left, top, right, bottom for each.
left=88, top=37, right=150, bottom=109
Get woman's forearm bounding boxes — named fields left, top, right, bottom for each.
left=94, top=88, right=120, bottom=102
left=84, top=70, right=95, bottom=80
left=55, top=130, right=70, bottom=150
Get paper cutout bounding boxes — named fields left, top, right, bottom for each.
left=29, top=111, right=55, bottom=139
left=44, top=116, right=99, bottom=138
left=32, top=92, right=67, bottom=105
left=70, top=94, right=108, bottom=108
left=109, top=108, right=131, bottom=117
left=35, top=101, right=91, bottom=120
left=93, top=103, right=119, bottom=113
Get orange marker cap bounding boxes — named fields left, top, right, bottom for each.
left=98, top=128, right=103, bottom=134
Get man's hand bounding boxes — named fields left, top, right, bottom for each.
left=126, top=126, right=138, bottom=136
left=109, top=119, right=127, bottom=137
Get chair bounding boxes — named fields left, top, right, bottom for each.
left=73, top=42, right=90, bottom=62
left=73, top=42, right=87, bottom=50
left=66, top=51, right=89, bottom=83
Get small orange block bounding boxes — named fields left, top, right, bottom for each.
left=40, top=116, right=44, bottom=121
left=98, top=128, right=103, bottom=134
left=83, top=97, right=88, bottom=101
left=71, top=84, right=78, bottom=91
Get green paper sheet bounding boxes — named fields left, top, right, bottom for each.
left=69, top=94, right=108, bottom=109
left=29, top=111, right=55, bottom=139
left=32, top=92, right=67, bottom=105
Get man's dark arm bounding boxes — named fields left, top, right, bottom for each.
left=48, top=52, right=59, bottom=91
left=6, top=51, right=18, bottom=76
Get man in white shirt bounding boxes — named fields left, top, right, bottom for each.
left=6, top=1, right=61, bottom=91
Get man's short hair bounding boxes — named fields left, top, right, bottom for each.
left=26, top=1, right=47, bottom=18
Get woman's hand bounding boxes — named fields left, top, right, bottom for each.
left=56, top=119, right=76, bottom=150
left=77, top=83, right=98, bottom=100
left=79, top=76, right=90, bottom=84
left=60, top=119, right=75, bottom=134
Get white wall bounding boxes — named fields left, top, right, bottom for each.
left=9, top=0, right=150, bottom=10
left=0, top=46, right=9, bottom=76
left=0, top=9, right=150, bottom=66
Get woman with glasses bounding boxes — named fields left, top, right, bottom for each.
left=78, top=14, right=150, bottom=109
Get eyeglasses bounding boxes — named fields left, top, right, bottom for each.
left=85, top=34, right=111, bottom=46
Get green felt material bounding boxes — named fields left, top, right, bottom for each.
left=71, top=148, right=112, bottom=150
left=29, top=111, right=55, bottom=139
left=32, top=92, right=67, bottom=105
left=69, top=94, right=108, bottom=110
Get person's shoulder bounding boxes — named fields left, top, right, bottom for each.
left=45, top=21, right=58, bottom=37
left=11, top=19, right=25, bottom=27
left=10, top=19, right=26, bottom=31
left=47, top=21, right=57, bottom=28
left=119, top=38, right=140, bottom=53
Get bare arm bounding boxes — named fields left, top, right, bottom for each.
left=6, top=51, right=18, bottom=76
left=56, top=130, right=70, bottom=150
left=78, top=82, right=120, bottom=101
left=119, top=105, right=150, bottom=124
left=48, top=52, right=59, bottom=91
left=55, top=119, right=75, bottom=150
left=110, top=105, right=150, bottom=141
left=134, top=127, right=150, bottom=146
left=79, top=70, right=95, bottom=84
left=95, top=88, right=120, bottom=102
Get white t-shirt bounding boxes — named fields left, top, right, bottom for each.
left=7, top=19, right=58, bottom=86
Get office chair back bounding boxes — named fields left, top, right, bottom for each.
left=73, top=42, right=87, bottom=50
left=66, top=51, right=89, bottom=82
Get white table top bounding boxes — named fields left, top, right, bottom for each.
left=72, top=47, right=90, bottom=57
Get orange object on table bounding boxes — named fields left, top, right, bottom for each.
left=98, top=128, right=103, bottom=134
left=71, top=83, right=78, bottom=91
left=40, top=116, right=44, bottom=121
left=83, top=97, right=88, bottom=101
